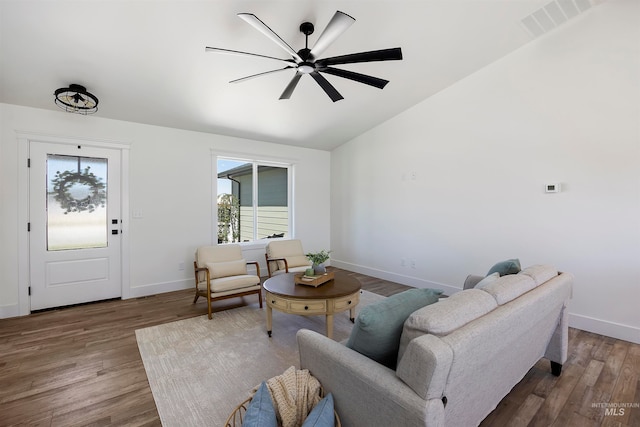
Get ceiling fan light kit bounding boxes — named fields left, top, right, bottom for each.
left=54, top=84, right=99, bottom=114
left=206, top=11, right=403, bottom=102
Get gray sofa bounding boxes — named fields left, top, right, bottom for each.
left=297, top=264, right=573, bottom=427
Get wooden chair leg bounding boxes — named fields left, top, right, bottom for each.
left=193, top=291, right=199, bottom=303
left=258, top=288, right=263, bottom=308
left=207, top=293, right=212, bottom=320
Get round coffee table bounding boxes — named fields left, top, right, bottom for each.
left=263, top=270, right=361, bottom=339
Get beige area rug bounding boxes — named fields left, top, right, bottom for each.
left=136, top=290, right=384, bottom=427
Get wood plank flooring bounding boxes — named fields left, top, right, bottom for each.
left=0, top=269, right=638, bottom=426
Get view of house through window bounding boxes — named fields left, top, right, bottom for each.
left=217, top=158, right=290, bottom=243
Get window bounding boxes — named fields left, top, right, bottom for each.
left=217, top=158, right=291, bottom=243
left=47, top=154, right=108, bottom=250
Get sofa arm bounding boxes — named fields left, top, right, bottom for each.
left=396, top=334, right=453, bottom=401
left=297, top=329, right=445, bottom=427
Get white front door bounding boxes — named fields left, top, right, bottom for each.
left=29, top=141, right=122, bottom=310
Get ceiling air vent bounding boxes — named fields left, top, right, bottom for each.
left=519, top=0, right=603, bottom=38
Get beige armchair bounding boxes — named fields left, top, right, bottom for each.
left=193, top=244, right=262, bottom=319
left=264, top=239, right=312, bottom=277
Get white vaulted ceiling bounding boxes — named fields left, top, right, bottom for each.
left=0, top=0, right=604, bottom=150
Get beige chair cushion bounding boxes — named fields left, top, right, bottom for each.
left=197, top=245, right=243, bottom=266
left=271, top=265, right=310, bottom=276
left=284, top=255, right=312, bottom=268
left=206, top=260, right=248, bottom=279
left=266, top=240, right=311, bottom=271
left=268, top=239, right=304, bottom=258
left=205, top=275, right=260, bottom=293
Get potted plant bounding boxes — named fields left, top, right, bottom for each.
left=305, top=250, right=331, bottom=275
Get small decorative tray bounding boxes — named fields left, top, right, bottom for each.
left=294, top=271, right=335, bottom=287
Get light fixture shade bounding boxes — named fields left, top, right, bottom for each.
left=54, top=84, right=99, bottom=114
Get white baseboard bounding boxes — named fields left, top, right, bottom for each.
left=0, top=280, right=193, bottom=318
left=569, top=313, right=640, bottom=344
left=0, top=303, right=22, bottom=319
left=333, top=259, right=640, bottom=345
left=128, top=278, right=193, bottom=299
left=331, top=259, right=460, bottom=296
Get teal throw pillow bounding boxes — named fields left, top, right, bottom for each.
left=346, top=288, right=442, bottom=369
left=487, top=258, right=521, bottom=276
left=302, top=393, right=334, bottom=427
left=242, top=382, right=277, bottom=427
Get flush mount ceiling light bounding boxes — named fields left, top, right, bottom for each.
left=54, top=84, right=99, bottom=114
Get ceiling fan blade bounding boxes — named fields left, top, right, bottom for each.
left=279, top=72, right=303, bottom=99
left=230, top=67, right=292, bottom=84
left=310, top=71, right=344, bottom=102
left=238, top=13, right=303, bottom=62
left=205, top=47, right=296, bottom=67
left=309, top=11, right=355, bottom=60
left=318, top=47, right=403, bottom=67
left=320, top=67, right=389, bottom=89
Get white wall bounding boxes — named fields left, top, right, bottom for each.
left=0, top=103, right=330, bottom=316
left=330, top=0, right=640, bottom=343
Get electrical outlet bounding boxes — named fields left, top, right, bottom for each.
left=178, top=262, right=185, bottom=271
left=410, top=259, right=416, bottom=269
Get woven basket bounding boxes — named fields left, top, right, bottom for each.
left=224, top=396, right=342, bottom=427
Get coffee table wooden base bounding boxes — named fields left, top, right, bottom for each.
left=265, top=290, right=359, bottom=339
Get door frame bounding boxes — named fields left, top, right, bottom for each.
left=17, top=132, right=131, bottom=316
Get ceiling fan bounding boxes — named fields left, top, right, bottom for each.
left=205, top=11, right=403, bottom=102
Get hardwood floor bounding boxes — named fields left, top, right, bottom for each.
left=0, top=269, right=638, bottom=426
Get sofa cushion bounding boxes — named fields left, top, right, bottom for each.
left=206, top=259, right=247, bottom=279
left=487, top=258, right=521, bottom=276
left=477, top=274, right=536, bottom=305
left=346, top=288, right=442, bottom=369
left=474, top=272, right=500, bottom=289
left=242, top=381, right=277, bottom=427
left=519, top=264, right=558, bottom=286
left=398, top=289, right=497, bottom=361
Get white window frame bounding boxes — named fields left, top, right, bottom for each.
left=214, top=155, right=293, bottom=245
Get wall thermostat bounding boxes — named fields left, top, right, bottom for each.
left=545, top=183, right=561, bottom=193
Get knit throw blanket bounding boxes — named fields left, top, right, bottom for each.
left=254, top=366, right=322, bottom=427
